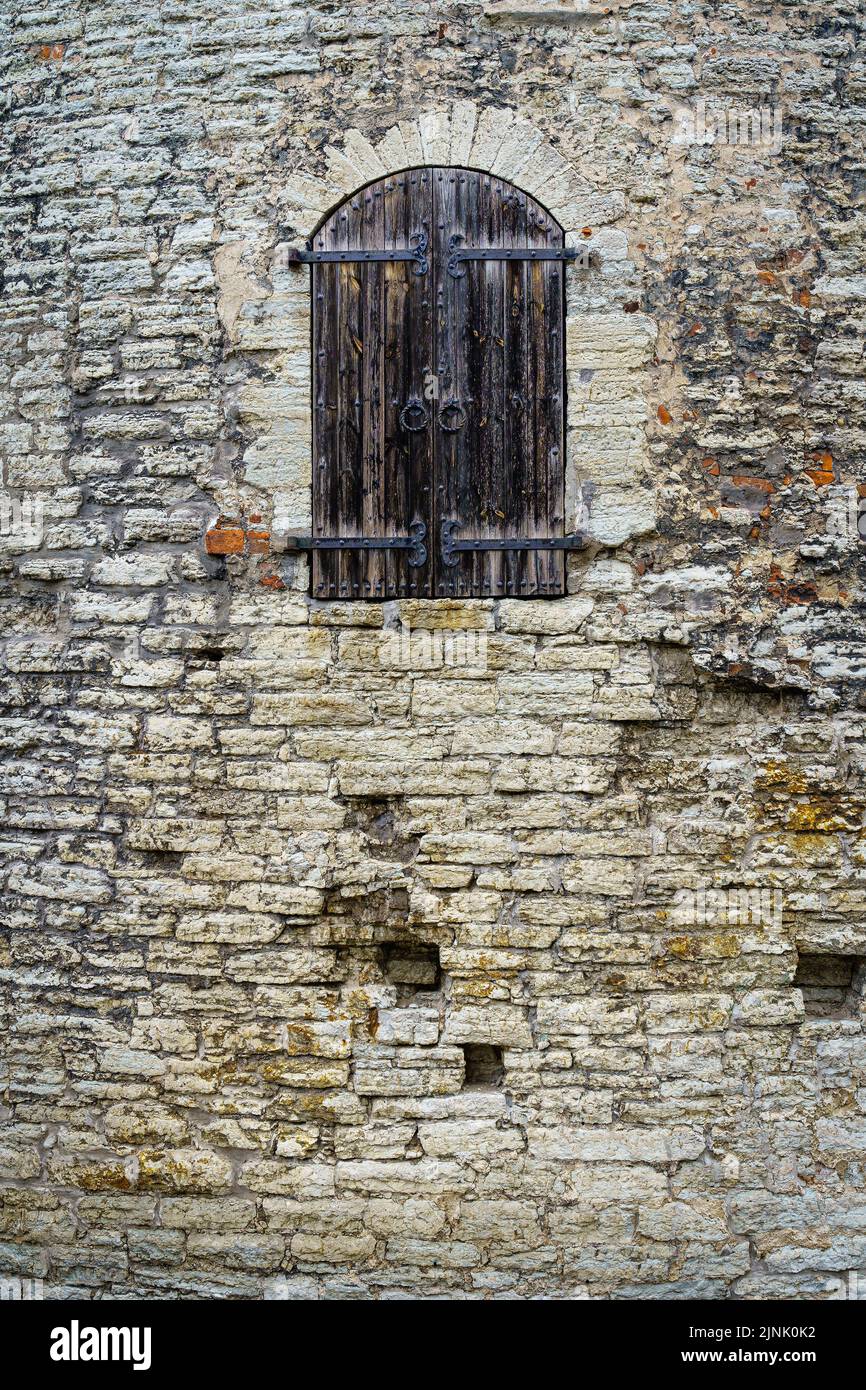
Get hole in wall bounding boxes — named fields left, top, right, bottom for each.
left=462, top=1043, right=505, bottom=1089
left=794, top=954, right=865, bottom=1021
left=325, top=885, right=409, bottom=926
left=346, top=799, right=420, bottom=864
left=381, top=942, right=441, bottom=1003
left=351, top=799, right=395, bottom=842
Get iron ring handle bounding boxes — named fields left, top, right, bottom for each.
left=438, top=397, right=467, bottom=433
left=399, top=396, right=429, bottom=432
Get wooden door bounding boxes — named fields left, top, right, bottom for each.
left=310, top=167, right=567, bottom=599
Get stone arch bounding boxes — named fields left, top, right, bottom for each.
left=281, top=102, right=593, bottom=240
left=219, top=104, right=658, bottom=555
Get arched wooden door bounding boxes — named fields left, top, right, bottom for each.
left=308, top=166, right=571, bottom=599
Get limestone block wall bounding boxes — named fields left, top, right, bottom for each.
left=0, top=1, right=864, bottom=1299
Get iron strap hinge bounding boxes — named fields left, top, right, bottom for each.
left=288, top=232, right=428, bottom=276
left=447, top=236, right=586, bottom=278
left=285, top=522, right=427, bottom=568
left=289, top=235, right=584, bottom=280
left=441, top=520, right=587, bottom=566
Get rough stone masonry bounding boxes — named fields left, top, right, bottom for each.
left=0, top=0, right=865, bottom=1299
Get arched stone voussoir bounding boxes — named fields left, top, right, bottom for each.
left=281, top=102, right=598, bottom=239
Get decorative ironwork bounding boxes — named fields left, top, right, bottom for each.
left=285, top=522, right=427, bottom=568
left=289, top=231, right=429, bottom=276
left=441, top=519, right=587, bottom=567
left=399, top=396, right=429, bottom=432
left=437, top=397, right=467, bottom=432
left=446, top=234, right=580, bottom=279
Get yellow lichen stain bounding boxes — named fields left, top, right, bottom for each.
left=668, top=936, right=698, bottom=960
left=284, top=1024, right=320, bottom=1054
left=75, top=1164, right=134, bottom=1192
left=789, top=832, right=837, bottom=857
left=472, top=953, right=514, bottom=973
left=138, top=1152, right=185, bottom=1189
left=290, top=1093, right=337, bottom=1121
left=668, top=934, right=740, bottom=960
left=787, top=799, right=864, bottom=833
left=463, top=977, right=499, bottom=1000
left=756, top=760, right=808, bottom=795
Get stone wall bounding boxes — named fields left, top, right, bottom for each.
left=0, top=0, right=864, bottom=1299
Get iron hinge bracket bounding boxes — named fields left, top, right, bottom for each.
left=285, top=522, right=427, bottom=568
left=447, top=236, right=587, bottom=278
left=441, top=520, right=587, bottom=566
left=288, top=232, right=428, bottom=276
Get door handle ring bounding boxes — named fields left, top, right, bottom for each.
left=438, top=397, right=467, bottom=433
left=399, top=396, right=429, bottom=432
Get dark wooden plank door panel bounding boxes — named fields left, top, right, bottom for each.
left=384, top=170, right=434, bottom=599
left=432, top=168, right=566, bottom=597
left=312, top=170, right=434, bottom=598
